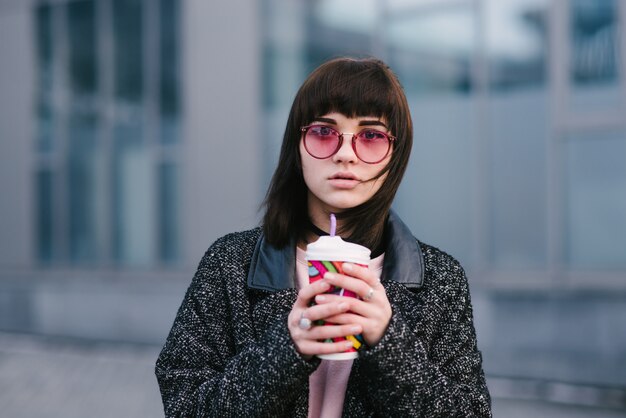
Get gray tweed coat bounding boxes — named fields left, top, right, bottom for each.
left=155, top=213, right=491, bottom=417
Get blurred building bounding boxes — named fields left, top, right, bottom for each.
left=0, top=0, right=625, bottom=411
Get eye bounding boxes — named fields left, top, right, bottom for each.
left=310, top=125, right=335, bottom=136
left=360, top=130, right=387, bottom=141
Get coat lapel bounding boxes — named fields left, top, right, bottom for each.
left=247, top=210, right=424, bottom=292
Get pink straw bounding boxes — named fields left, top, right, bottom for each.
left=330, top=213, right=336, bottom=236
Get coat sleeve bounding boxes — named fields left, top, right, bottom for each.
left=155, top=239, right=317, bottom=417
left=357, top=247, right=492, bottom=417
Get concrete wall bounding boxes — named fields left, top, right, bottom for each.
left=0, top=274, right=187, bottom=345
left=0, top=1, right=34, bottom=268
left=181, top=0, right=262, bottom=268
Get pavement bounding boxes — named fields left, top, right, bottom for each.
left=0, top=332, right=163, bottom=418
left=0, top=332, right=624, bottom=418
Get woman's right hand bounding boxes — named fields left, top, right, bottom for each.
left=288, top=279, right=362, bottom=360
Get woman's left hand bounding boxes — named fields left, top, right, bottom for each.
left=315, top=263, right=391, bottom=347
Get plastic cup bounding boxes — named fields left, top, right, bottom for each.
left=305, top=235, right=371, bottom=360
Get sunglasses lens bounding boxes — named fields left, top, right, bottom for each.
left=355, top=130, right=391, bottom=163
left=304, top=126, right=340, bottom=158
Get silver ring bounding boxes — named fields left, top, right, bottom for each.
left=364, top=287, right=375, bottom=301
left=298, top=315, right=312, bottom=330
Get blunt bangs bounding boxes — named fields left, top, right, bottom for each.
left=296, top=60, right=397, bottom=131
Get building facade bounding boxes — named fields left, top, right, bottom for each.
left=0, top=0, right=625, bottom=409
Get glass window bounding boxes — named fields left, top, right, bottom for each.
left=487, top=0, right=547, bottom=90
left=68, top=0, right=97, bottom=97
left=112, top=126, right=154, bottom=266
left=564, top=132, right=626, bottom=269
left=486, top=0, right=549, bottom=268
left=488, top=95, right=548, bottom=268
left=390, top=6, right=477, bottom=266
left=35, top=3, right=58, bottom=262
left=261, top=0, right=307, bottom=110
left=111, top=0, right=151, bottom=266
left=307, top=0, right=376, bottom=70
left=113, top=0, right=143, bottom=102
left=387, top=0, right=468, bottom=12
left=36, top=102, right=56, bottom=155
left=261, top=0, right=307, bottom=183
left=159, top=0, right=180, bottom=145
left=33, top=0, right=181, bottom=267
left=35, top=4, right=53, bottom=93
left=570, top=0, right=618, bottom=85
left=36, top=169, right=54, bottom=263
left=67, top=1, right=103, bottom=264
left=35, top=4, right=55, bottom=154
left=68, top=113, right=103, bottom=263
left=158, top=162, right=179, bottom=263
left=388, top=8, right=475, bottom=95
left=569, top=0, right=623, bottom=111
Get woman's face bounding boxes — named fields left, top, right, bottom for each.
left=300, top=112, right=392, bottom=226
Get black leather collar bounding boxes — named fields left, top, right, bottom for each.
left=247, top=211, right=424, bottom=292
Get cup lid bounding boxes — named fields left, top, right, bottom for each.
left=305, top=236, right=371, bottom=263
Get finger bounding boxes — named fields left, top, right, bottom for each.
left=306, top=323, right=362, bottom=341
left=297, top=340, right=356, bottom=356
left=323, top=312, right=366, bottom=326
left=314, top=294, right=373, bottom=317
left=323, top=272, right=373, bottom=300
left=294, top=280, right=331, bottom=308
left=304, top=299, right=351, bottom=322
left=341, top=263, right=381, bottom=287
left=291, top=321, right=358, bottom=343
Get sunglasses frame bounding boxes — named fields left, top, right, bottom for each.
left=300, top=124, right=396, bottom=164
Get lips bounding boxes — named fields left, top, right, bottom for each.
left=328, top=172, right=361, bottom=189
left=330, top=172, right=359, bottom=181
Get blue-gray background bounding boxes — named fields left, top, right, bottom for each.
left=0, top=0, right=625, bottom=416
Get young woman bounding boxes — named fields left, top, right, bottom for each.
left=156, top=57, right=492, bottom=417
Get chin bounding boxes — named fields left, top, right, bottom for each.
left=322, top=199, right=364, bottom=212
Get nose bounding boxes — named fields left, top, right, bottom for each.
left=332, top=133, right=358, bottom=163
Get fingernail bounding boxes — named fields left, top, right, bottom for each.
left=315, top=295, right=326, bottom=302
left=320, top=281, right=330, bottom=290
left=324, top=272, right=335, bottom=280
left=344, top=341, right=354, bottom=349
left=343, top=263, right=353, bottom=272
left=350, top=326, right=361, bottom=333
left=338, top=302, right=348, bottom=311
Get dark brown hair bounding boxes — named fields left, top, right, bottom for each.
left=262, top=57, right=413, bottom=250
